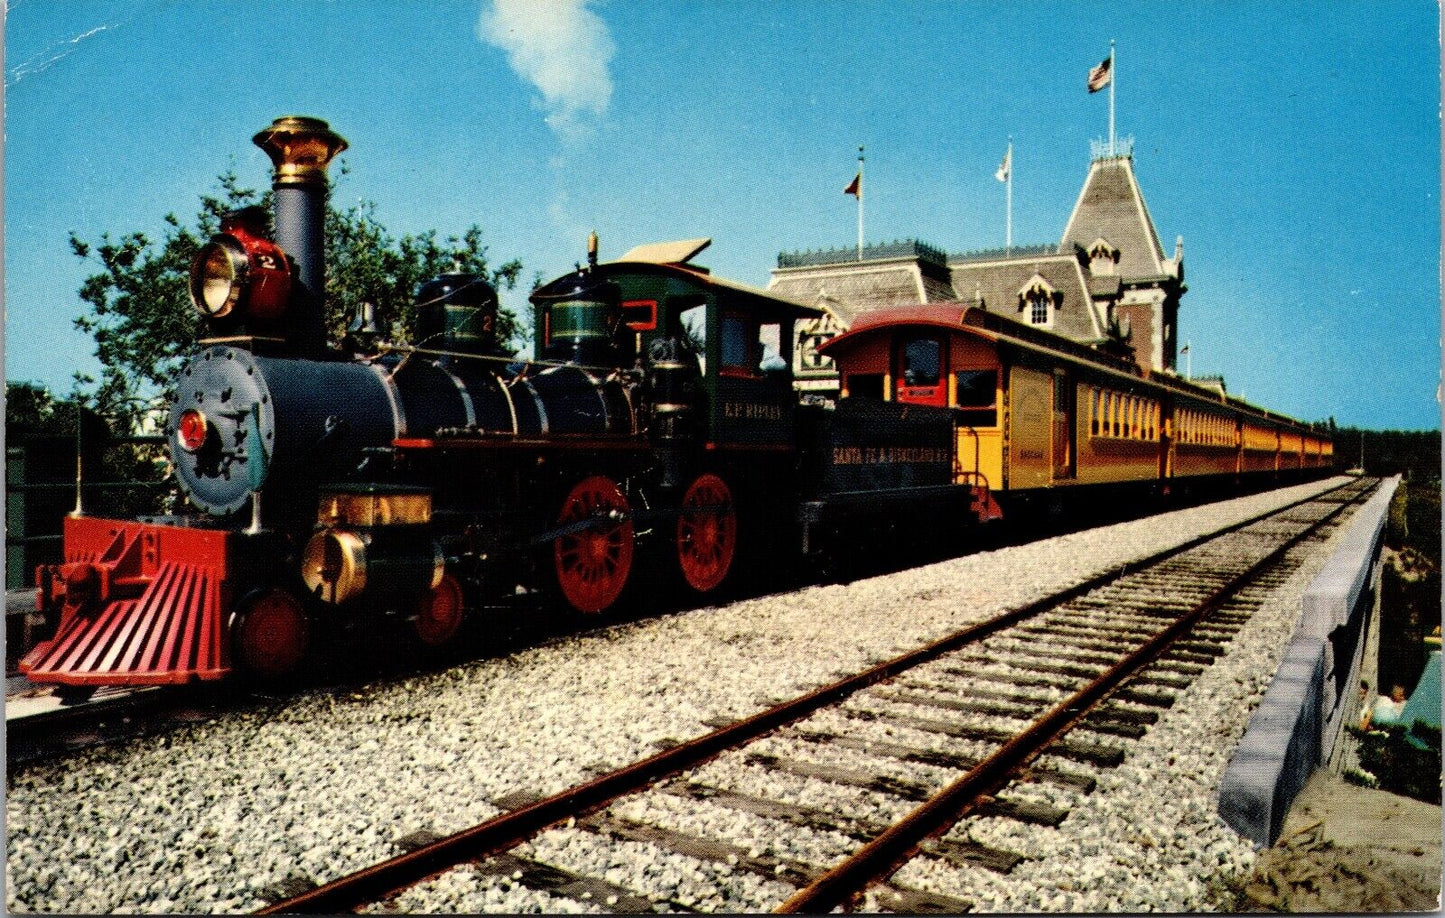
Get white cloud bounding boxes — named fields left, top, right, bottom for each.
left=478, top=0, right=615, bottom=140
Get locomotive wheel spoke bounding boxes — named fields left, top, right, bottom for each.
left=554, top=475, right=634, bottom=614
left=677, top=473, right=738, bottom=593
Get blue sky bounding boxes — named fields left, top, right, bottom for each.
left=5, top=1, right=1440, bottom=429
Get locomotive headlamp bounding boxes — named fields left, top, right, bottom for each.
left=190, top=237, right=247, bottom=318
left=188, top=211, right=292, bottom=323
left=176, top=408, right=210, bottom=452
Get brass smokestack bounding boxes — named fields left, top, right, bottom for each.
left=253, top=116, right=347, bottom=354
left=253, top=116, right=347, bottom=187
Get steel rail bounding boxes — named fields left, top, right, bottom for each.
left=775, top=482, right=1368, bottom=913
left=256, top=478, right=1367, bottom=915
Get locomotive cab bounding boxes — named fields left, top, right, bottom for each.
left=532, top=237, right=820, bottom=453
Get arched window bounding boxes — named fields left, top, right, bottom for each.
left=1027, top=290, right=1051, bottom=325
left=1017, top=275, right=1057, bottom=327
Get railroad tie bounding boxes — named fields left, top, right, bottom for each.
left=746, top=751, right=936, bottom=802
left=581, top=812, right=822, bottom=885
left=662, top=782, right=1027, bottom=873
left=782, top=727, right=1098, bottom=794
left=470, top=851, right=673, bottom=914
left=871, top=687, right=1147, bottom=739
left=582, top=811, right=973, bottom=912
left=841, top=708, right=1126, bottom=767
left=745, top=752, right=1072, bottom=829
left=1112, top=686, right=1176, bottom=708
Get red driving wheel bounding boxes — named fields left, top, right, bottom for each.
left=414, top=573, right=465, bottom=646
left=676, top=473, right=737, bottom=593
left=553, top=475, right=634, bottom=613
left=231, top=589, right=309, bottom=678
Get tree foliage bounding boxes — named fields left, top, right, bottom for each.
left=67, top=170, right=523, bottom=421
left=1332, top=426, right=1441, bottom=482
left=5, top=381, right=65, bottom=430
left=4, top=381, right=173, bottom=521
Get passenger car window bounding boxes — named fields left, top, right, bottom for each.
left=848, top=374, right=885, bottom=399
left=954, top=369, right=998, bottom=427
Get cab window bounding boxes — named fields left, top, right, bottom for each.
left=679, top=304, right=707, bottom=374
left=720, top=312, right=753, bottom=372
left=719, top=312, right=782, bottom=377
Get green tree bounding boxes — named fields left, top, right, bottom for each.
left=68, top=169, right=523, bottom=422
left=5, top=381, right=63, bottom=429
left=4, top=381, right=172, bottom=521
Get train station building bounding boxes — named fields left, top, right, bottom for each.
left=771, top=141, right=1185, bottom=399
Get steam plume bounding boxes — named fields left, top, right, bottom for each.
left=479, top=0, right=615, bottom=140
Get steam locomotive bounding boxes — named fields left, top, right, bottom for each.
left=19, top=117, right=965, bottom=687
left=20, top=116, right=1331, bottom=690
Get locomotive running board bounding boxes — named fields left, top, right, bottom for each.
left=19, top=517, right=233, bottom=686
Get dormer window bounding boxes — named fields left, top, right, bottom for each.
left=1087, top=237, right=1120, bottom=276
left=1017, top=274, right=1057, bottom=327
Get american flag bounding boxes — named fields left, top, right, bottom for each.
left=844, top=172, right=861, bottom=197
left=1088, top=56, right=1112, bottom=93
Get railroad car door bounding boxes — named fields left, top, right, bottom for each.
left=1005, top=364, right=1052, bottom=489
left=894, top=334, right=948, bottom=407
left=1051, top=370, right=1075, bottom=480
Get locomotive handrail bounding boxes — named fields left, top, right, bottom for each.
left=9, top=480, right=171, bottom=492
left=370, top=341, right=636, bottom=378
left=953, top=420, right=987, bottom=492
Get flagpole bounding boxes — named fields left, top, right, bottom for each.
left=1005, top=139, right=1012, bottom=254
left=856, top=145, right=865, bottom=260
left=1108, top=40, right=1116, bottom=155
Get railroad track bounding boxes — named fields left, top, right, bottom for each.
left=4, top=683, right=230, bottom=770
left=258, top=477, right=1374, bottom=914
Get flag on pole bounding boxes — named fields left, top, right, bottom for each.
left=1088, top=56, right=1112, bottom=92
left=844, top=172, right=861, bottom=197
left=994, top=146, right=1011, bottom=183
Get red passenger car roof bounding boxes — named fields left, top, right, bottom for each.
left=816, top=303, right=978, bottom=356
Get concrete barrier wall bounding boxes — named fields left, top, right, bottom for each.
left=1218, top=476, right=1401, bottom=846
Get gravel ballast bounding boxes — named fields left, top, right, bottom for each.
left=6, top=478, right=1355, bottom=913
